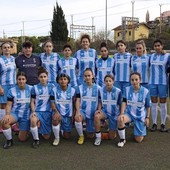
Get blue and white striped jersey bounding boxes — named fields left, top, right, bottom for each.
left=31, top=83, right=54, bottom=112
left=58, top=57, right=78, bottom=87
left=96, top=57, right=114, bottom=87
left=77, top=83, right=100, bottom=119
left=51, top=84, right=76, bottom=117
left=74, top=48, right=97, bottom=84
left=0, top=55, right=16, bottom=85
left=40, top=52, right=60, bottom=83
left=131, top=54, right=150, bottom=83
left=123, top=86, right=151, bottom=122
left=7, top=84, right=32, bottom=120
left=149, top=53, right=170, bottom=85
left=114, top=52, right=132, bottom=82
left=100, top=86, right=122, bottom=117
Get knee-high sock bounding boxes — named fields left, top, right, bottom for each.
left=118, top=127, right=125, bottom=140
left=52, top=124, right=60, bottom=139
left=30, top=126, right=39, bottom=140
left=75, top=122, right=83, bottom=136
left=2, top=128, right=12, bottom=140
left=151, top=103, right=158, bottom=124
left=160, top=103, right=167, bottom=125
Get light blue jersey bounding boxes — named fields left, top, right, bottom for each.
left=77, top=83, right=100, bottom=119
left=100, top=86, right=122, bottom=118
left=74, top=48, right=97, bottom=85
left=114, top=52, right=132, bottom=82
left=96, top=57, right=114, bottom=87
left=123, top=86, right=151, bottom=122
left=51, top=84, right=76, bottom=117
left=58, top=57, right=78, bottom=87
left=7, top=84, right=32, bottom=120
left=0, top=55, right=16, bottom=85
left=40, top=52, right=60, bottom=83
left=149, top=53, right=170, bottom=85
left=31, top=83, right=54, bottom=112
left=131, top=54, right=150, bottom=83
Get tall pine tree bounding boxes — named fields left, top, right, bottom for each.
left=50, top=2, right=68, bottom=51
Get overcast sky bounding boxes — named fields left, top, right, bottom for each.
left=0, top=0, right=169, bottom=38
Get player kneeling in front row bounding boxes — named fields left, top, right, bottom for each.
left=1, top=72, right=32, bottom=149
left=50, top=73, right=76, bottom=146
left=75, top=68, right=101, bottom=145
left=117, top=72, right=151, bottom=148
left=94, top=74, right=122, bottom=146
left=30, top=67, right=54, bottom=148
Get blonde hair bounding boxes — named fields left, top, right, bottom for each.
left=136, top=40, right=147, bottom=54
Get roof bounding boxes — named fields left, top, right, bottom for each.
left=112, top=22, right=151, bottom=31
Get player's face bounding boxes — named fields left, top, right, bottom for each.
left=136, top=44, right=144, bottom=56
left=2, top=43, right=11, bottom=56
left=84, top=70, right=93, bottom=84
left=39, top=73, right=48, bottom=85
left=154, top=42, right=163, bottom=54
left=58, top=77, right=69, bottom=88
left=81, top=38, right=90, bottom=50
left=17, top=75, right=27, bottom=89
left=63, top=48, right=72, bottom=58
left=104, top=77, right=114, bottom=90
left=130, top=74, right=141, bottom=90
left=117, top=43, right=126, bottom=53
left=100, top=47, right=108, bottom=59
left=23, top=46, right=32, bottom=57
left=44, top=42, right=53, bottom=54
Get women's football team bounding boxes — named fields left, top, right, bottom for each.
left=0, top=34, right=170, bottom=149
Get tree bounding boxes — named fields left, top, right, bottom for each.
left=50, top=2, right=68, bottom=52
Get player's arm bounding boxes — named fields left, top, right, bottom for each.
left=75, top=97, right=81, bottom=116
left=30, top=98, right=36, bottom=117
left=1, top=100, right=12, bottom=124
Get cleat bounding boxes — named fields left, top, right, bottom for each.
left=94, top=138, right=101, bottom=146
left=32, top=140, right=39, bottom=149
left=53, top=138, right=60, bottom=146
left=77, top=135, right=84, bottom=145
left=3, top=139, right=13, bottom=149
left=160, top=124, right=168, bottom=132
left=117, top=139, right=126, bottom=148
left=150, top=124, right=157, bottom=132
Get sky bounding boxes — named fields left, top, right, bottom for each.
left=0, top=0, right=170, bottom=39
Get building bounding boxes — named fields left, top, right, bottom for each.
left=0, top=39, right=18, bottom=54
left=113, top=23, right=150, bottom=42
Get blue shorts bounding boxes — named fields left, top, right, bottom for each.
left=102, top=111, right=117, bottom=130
left=36, top=111, right=52, bottom=135
left=0, top=85, right=15, bottom=104
left=125, top=113, right=146, bottom=136
left=80, top=111, right=95, bottom=133
left=61, top=116, right=72, bottom=132
left=11, top=113, right=30, bottom=131
left=114, top=81, right=130, bottom=93
left=149, top=84, right=168, bottom=98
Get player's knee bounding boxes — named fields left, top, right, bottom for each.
left=42, top=134, right=50, bottom=140
left=135, top=136, right=144, bottom=143
left=18, top=135, right=27, bottom=142
left=108, top=130, right=117, bottom=140
left=63, top=132, right=71, bottom=139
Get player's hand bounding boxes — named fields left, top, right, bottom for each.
left=1, top=115, right=10, bottom=124
left=0, top=87, right=4, bottom=96
left=145, top=118, right=149, bottom=127
left=30, top=112, right=37, bottom=118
